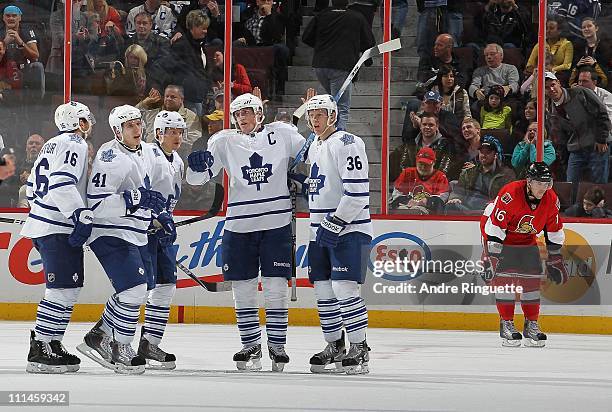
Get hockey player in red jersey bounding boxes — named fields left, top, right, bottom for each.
left=481, top=162, right=569, bottom=347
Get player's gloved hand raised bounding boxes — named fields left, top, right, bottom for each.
left=154, top=212, right=177, bottom=247
left=188, top=150, right=214, bottom=173
left=68, top=208, right=94, bottom=247
left=546, top=252, right=569, bottom=285
left=123, top=187, right=166, bottom=214
left=288, top=172, right=309, bottom=198
left=316, top=214, right=347, bottom=248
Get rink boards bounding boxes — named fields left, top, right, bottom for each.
left=1, top=212, right=612, bottom=334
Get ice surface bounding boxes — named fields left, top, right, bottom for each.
left=2, top=322, right=612, bottom=412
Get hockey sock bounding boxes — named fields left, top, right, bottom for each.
left=35, top=299, right=67, bottom=343
left=233, top=278, right=261, bottom=347
left=101, top=285, right=146, bottom=344
left=333, top=280, right=368, bottom=343
left=55, top=305, right=74, bottom=341
left=495, top=290, right=516, bottom=320
left=314, top=280, right=343, bottom=342
left=520, top=290, right=541, bottom=321
left=262, top=277, right=289, bottom=346
left=143, top=284, right=175, bottom=345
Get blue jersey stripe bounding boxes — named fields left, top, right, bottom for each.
left=34, top=200, right=61, bottom=212
left=50, top=171, right=78, bottom=183
left=87, top=193, right=112, bottom=199
left=309, top=205, right=369, bottom=214
left=343, top=191, right=369, bottom=197
left=227, top=195, right=290, bottom=208
left=310, top=218, right=371, bottom=227
left=48, top=181, right=75, bottom=190
left=92, top=223, right=148, bottom=234
left=225, top=208, right=293, bottom=221
left=342, top=178, right=369, bottom=183
left=28, top=213, right=73, bottom=228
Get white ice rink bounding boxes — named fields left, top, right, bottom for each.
left=2, top=321, right=612, bottom=412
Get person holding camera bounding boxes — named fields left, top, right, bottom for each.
left=511, top=121, right=556, bottom=179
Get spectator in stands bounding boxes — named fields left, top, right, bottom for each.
left=480, top=85, right=512, bottom=131
left=348, top=0, right=379, bottom=30
left=545, top=71, right=611, bottom=184
left=511, top=121, right=556, bottom=178
left=415, top=1, right=464, bottom=58
left=19, top=134, right=44, bottom=172
left=126, top=0, right=177, bottom=39
left=417, top=33, right=468, bottom=89
left=391, top=0, right=409, bottom=39
left=136, top=84, right=202, bottom=157
left=124, top=11, right=170, bottom=88
left=208, top=50, right=252, bottom=97
left=548, top=0, right=602, bottom=41
left=175, top=0, right=223, bottom=45
left=430, top=64, right=470, bottom=120
left=469, top=43, right=519, bottom=114
left=0, top=152, right=15, bottom=190
left=203, top=109, right=224, bottom=137
left=169, top=10, right=212, bottom=116
left=569, top=17, right=610, bottom=88
left=390, top=147, right=449, bottom=214
left=521, top=52, right=554, bottom=98
left=242, top=0, right=290, bottom=98
left=446, top=135, right=515, bottom=214
left=524, top=18, right=573, bottom=84
left=512, top=98, right=537, bottom=142
left=302, top=0, right=375, bottom=129
left=47, top=0, right=88, bottom=77
left=565, top=185, right=612, bottom=218
left=0, top=5, right=44, bottom=100
left=576, top=66, right=612, bottom=124
left=0, top=39, right=21, bottom=101
left=87, top=0, right=124, bottom=36
left=401, top=90, right=462, bottom=150
left=105, top=44, right=149, bottom=102
left=481, top=0, right=529, bottom=49
left=458, top=117, right=483, bottom=165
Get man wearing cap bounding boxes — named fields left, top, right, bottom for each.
left=390, top=146, right=449, bottom=214
left=137, top=84, right=202, bottom=158
left=203, top=109, right=223, bottom=137
left=446, top=135, right=515, bottom=214
left=545, top=70, right=611, bottom=184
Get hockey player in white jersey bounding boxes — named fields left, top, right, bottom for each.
left=138, top=111, right=186, bottom=369
left=21, top=102, right=95, bottom=374
left=187, top=93, right=305, bottom=371
left=303, top=95, right=372, bottom=375
left=76, top=105, right=166, bottom=375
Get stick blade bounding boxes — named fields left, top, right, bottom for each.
left=377, top=38, right=402, bottom=54
left=292, top=102, right=307, bottom=121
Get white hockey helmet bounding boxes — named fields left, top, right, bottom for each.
left=229, top=93, right=264, bottom=128
left=54, top=101, right=96, bottom=136
left=306, top=94, right=338, bottom=129
left=109, top=104, right=142, bottom=142
left=153, top=110, right=187, bottom=144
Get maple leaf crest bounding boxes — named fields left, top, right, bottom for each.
left=241, top=152, right=273, bottom=191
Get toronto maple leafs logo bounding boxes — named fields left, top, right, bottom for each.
left=241, top=152, right=272, bottom=191
left=69, top=134, right=83, bottom=143
left=100, top=148, right=116, bottom=162
left=340, top=133, right=355, bottom=146
left=309, top=163, right=326, bottom=201
left=153, top=147, right=161, bottom=157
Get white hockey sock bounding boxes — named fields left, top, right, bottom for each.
left=34, top=299, right=67, bottom=343
left=314, top=280, right=343, bottom=342
left=333, top=280, right=368, bottom=343
left=101, top=295, right=141, bottom=344
left=263, top=277, right=288, bottom=346
left=143, top=304, right=170, bottom=346
left=54, top=305, right=74, bottom=341
left=233, top=279, right=261, bottom=347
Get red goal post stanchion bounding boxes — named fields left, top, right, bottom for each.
left=536, top=0, right=548, bottom=163
left=63, top=0, right=72, bottom=103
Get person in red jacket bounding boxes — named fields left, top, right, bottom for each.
left=481, top=162, right=569, bottom=347
left=209, top=50, right=252, bottom=97
left=390, top=147, right=449, bottom=214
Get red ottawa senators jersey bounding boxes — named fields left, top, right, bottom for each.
left=481, top=180, right=564, bottom=246
left=394, top=168, right=449, bottom=200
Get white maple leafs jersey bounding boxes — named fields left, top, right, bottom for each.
left=146, top=142, right=184, bottom=213
left=21, top=133, right=89, bottom=239
left=307, top=130, right=372, bottom=241
left=87, top=140, right=155, bottom=246
left=126, top=5, right=177, bottom=38
left=187, top=121, right=305, bottom=233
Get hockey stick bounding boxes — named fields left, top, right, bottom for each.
left=0, top=216, right=26, bottom=225
left=289, top=181, right=298, bottom=301
left=175, top=182, right=225, bottom=228
left=176, top=260, right=232, bottom=292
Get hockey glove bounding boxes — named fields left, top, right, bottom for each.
left=123, top=187, right=166, bottom=214
left=316, top=214, right=347, bottom=248
left=546, top=252, right=569, bottom=285
left=288, top=172, right=309, bottom=198
left=68, top=208, right=94, bottom=247
left=481, top=240, right=503, bottom=282
left=154, top=212, right=177, bottom=247
left=188, top=150, right=214, bottom=173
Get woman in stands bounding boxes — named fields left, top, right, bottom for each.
left=569, top=17, right=609, bottom=88
left=430, top=64, right=471, bottom=121
left=208, top=50, right=252, bottom=98
left=87, top=0, right=125, bottom=36
left=511, top=121, right=556, bottom=178
left=524, top=18, right=573, bottom=85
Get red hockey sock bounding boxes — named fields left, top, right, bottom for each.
left=496, top=301, right=515, bottom=321
left=521, top=302, right=540, bottom=321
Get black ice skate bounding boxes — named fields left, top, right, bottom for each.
left=112, top=340, right=146, bottom=375
left=138, top=332, right=176, bottom=370
left=233, top=344, right=262, bottom=371
left=76, top=320, right=116, bottom=371
left=26, top=330, right=68, bottom=374
left=523, top=319, right=547, bottom=348
left=268, top=344, right=289, bottom=372
left=342, top=340, right=370, bottom=375
left=49, top=340, right=81, bottom=372
left=500, top=319, right=522, bottom=347
left=309, top=331, right=346, bottom=374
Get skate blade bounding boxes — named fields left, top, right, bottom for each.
left=501, top=339, right=522, bottom=347
left=66, top=364, right=80, bottom=372
left=26, top=362, right=68, bottom=374
left=76, top=342, right=116, bottom=371
left=145, top=359, right=176, bottom=370
left=310, top=361, right=346, bottom=374
left=345, top=362, right=369, bottom=375
left=271, top=361, right=286, bottom=372
left=114, top=363, right=146, bottom=375
left=523, top=338, right=546, bottom=348
left=236, top=358, right=262, bottom=371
